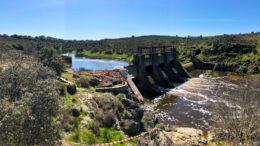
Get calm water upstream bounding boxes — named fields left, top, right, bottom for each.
left=65, top=53, right=129, bottom=70
left=146, top=70, right=260, bottom=130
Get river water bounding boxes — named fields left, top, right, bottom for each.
left=65, top=53, right=129, bottom=70
left=147, top=70, right=260, bottom=130
left=65, top=54, right=259, bottom=130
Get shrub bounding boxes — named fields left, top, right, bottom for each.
left=0, top=61, right=63, bottom=145
left=79, top=77, right=90, bottom=88
left=212, top=78, right=260, bottom=145
left=67, top=84, right=77, bottom=95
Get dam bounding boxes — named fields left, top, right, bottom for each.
left=127, top=46, right=191, bottom=97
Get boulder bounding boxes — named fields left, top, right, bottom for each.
left=137, top=129, right=173, bottom=146
left=67, top=84, right=76, bottom=95
left=103, top=112, right=116, bottom=127
left=130, top=108, right=144, bottom=122
left=142, top=112, right=158, bottom=131
left=79, top=78, right=90, bottom=88
left=122, top=119, right=141, bottom=136
left=235, top=66, right=248, bottom=73
left=121, top=98, right=139, bottom=109
left=73, top=74, right=80, bottom=79
left=248, top=65, right=259, bottom=74
left=89, top=78, right=100, bottom=86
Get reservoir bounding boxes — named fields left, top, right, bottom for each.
left=65, top=53, right=129, bottom=70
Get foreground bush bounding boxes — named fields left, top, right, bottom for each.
left=212, top=77, right=260, bottom=145
left=0, top=56, right=63, bottom=145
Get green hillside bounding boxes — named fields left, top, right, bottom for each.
left=1, top=33, right=260, bottom=67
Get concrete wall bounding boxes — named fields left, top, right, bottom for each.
left=131, top=47, right=191, bottom=94
left=96, top=81, right=128, bottom=94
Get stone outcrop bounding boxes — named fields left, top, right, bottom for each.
left=191, top=56, right=259, bottom=74
left=137, top=129, right=173, bottom=146
left=79, top=93, right=152, bottom=136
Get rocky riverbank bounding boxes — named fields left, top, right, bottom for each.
left=60, top=68, right=229, bottom=146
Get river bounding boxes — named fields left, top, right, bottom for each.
left=65, top=53, right=129, bottom=70
left=65, top=54, right=259, bottom=131
left=146, top=70, right=260, bottom=130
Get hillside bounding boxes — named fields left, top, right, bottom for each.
left=0, top=33, right=260, bottom=71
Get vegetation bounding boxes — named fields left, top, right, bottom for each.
left=1, top=32, right=260, bottom=145
left=0, top=53, right=63, bottom=145
left=1, top=32, right=260, bottom=66
left=212, top=77, right=260, bottom=145
left=76, top=50, right=133, bottom=62
left=66, top=127, right=137, bottom=145
left=38, top=47, right=65, bottom=75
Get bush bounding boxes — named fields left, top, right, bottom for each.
left=0, top=60, right=63, bottom=145
left=79, top=77, right=90, bottom=88
left=212, top=78, right=260, bottom=145
left=67, top=84, right=77, bottom=95
left=39, top=48, right=65, bottom=76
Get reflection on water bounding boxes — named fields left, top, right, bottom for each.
left=148, top=70, right=260, bottom=130
left=65, top=53, right=129, bottom=70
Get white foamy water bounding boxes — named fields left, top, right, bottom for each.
left=147, top=71, right=260, bottom=130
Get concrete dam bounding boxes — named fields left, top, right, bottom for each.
left=127, top=46, right=191, bottom=97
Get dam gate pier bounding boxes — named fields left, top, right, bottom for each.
left=127, top=46, right=191, bottom=99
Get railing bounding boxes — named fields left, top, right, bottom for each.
left=135, top=46, right=176, bottom=55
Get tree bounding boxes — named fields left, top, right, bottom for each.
left=0, top=57, right=63, bottom=145
left=212, top=78, right=260, bottom=145
left=38, top=47, right=65, bottom=76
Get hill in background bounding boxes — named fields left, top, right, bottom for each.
left=0, top=32, right=260, bottom=69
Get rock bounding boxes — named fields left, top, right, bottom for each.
left=73, top=74, right=80, bottom=78
left=67, top=84, right=76, bottom=95
left=103, top=112, right=116, bottom=127
left=252, top=66, right=259, bottom=74
left=89, top=78, right=100, bottom=86
left=170, top=127, right=208, bottom=145
left=79, top=78, right=90, bottom=88
left=130, top=108, right=144, bottom=122
left=122, top=119, right=141, bottom=136
left=142, top=112, right=158, bottom=131
left=72, top=108, right=80, bottom=117
left=164, top=124, right=175, bottom=132
left=121, top=98, right=139, bottom=109
left=248, top=65, right=259, bottom=74
left=137, top=139, right=149, bottom=146
left=137, top=129, right=173, bottom=146
left=235, top=66, right=248, bottom=73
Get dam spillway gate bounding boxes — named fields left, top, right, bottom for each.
left=127, top=46, right=191, bottom=97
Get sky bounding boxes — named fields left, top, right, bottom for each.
left=0, top=0, right=259, bottom=40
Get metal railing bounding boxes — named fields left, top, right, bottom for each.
left=135, top=46, right=176, bottom=55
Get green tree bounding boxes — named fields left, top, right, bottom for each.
left=39, top=47, right=65, bottom=76
left=0, top=60, right=63, bottom=145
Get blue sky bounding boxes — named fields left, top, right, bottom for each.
left=0, top=0, right=259, bottom=40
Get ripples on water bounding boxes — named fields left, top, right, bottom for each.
left=147, top=70, right=260, bottom=130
